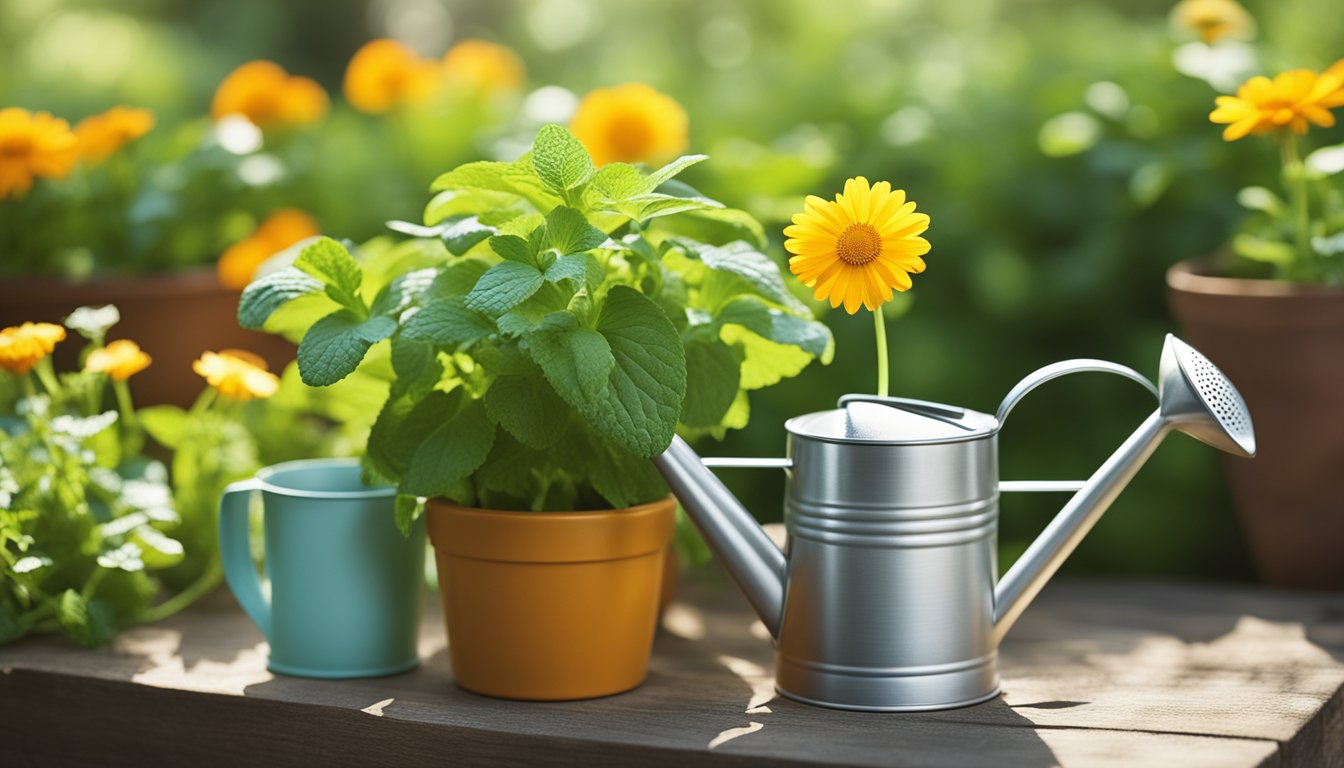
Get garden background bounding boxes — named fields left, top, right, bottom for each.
left=4, top=0, right=1340, bottom=580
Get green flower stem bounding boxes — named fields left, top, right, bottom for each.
left=1281, top=132, right=1312, bottom=274
left=137, top=559, right=222, bottom=624
left=113, top=379, right=143, bottom=455
left=34, top=357, right=61, bottom=394
left=187, top=387, right=219, bottom=418
left=873, top=308, right=889, bottom=398
left=81, top=567, right=107, bottom=601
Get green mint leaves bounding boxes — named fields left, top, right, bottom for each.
left=243, top=124, right=833, bottom=513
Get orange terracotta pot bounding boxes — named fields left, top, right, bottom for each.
left=426, top=496, right=677, bottom=701
left=0, top=269, right=294, bottom=407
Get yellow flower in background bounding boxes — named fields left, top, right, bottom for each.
left=211, top=61, right=328, bottom=129
left=569, top=83, right=689, bottom=167
left=784, top=177, right=931, bottom=315
left=75, top=106, right=155, bottom=163
left=193, top=349, right=279, bottom=400
left=344, top=39, right=441, bottom=114
left=1210, top=69, right=1344, bottom=141
left=217, top=208, right=320, bottom=290
left=85, top=339, right=152, bottom=381
left=0, top=108, right=78, bottom=199
left=442, top=39, right=525, bottom=93
left=1170, top=0, right=1255, bottom=45
left=0, top=322, right=67, bottom=375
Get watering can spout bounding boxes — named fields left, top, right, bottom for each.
left=991, top=334, right=1255, bottom=642
left=653, top=436, right=787, bottom=637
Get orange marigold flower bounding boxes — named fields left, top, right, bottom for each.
left=193, top=349, right=279, bottom=400
left=344, top=39, right=441, bottom=115
left=1170, top=0, right=1255, bottom=45
left=75, top=106, right=155, bottom=163
left=217, top=208, right=321, bottom=290
left=85, top=339, right=152, bottom=381
left=442, top=39, right=525, bottom=93
left=0, top=108, right=78, bottom=200
left=0, top=322, right=67, bottom=375
left=1210, top=69, right=1344, bottom=141
left=212, top=61, right=328, bottom=129
left=569, top=83, right=689, bottom=167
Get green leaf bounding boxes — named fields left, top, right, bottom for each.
left=428, top=257, right=493, bottom=299
left=545, top=206, right=608, bottom=254
left=367, top=390, right=461, bottom=481
left=680, top=338, right=740, bottom=428
left=423, top=188, right=528, bottom=226
left=402, top=399, right=497, bottom=498
left=401, top=298, right=495, bottom=347
left=370, top=267, right=437, bottom=318
left=532, top=124, right=595, bottom=195
left=496, top=282, right=572, bottom=336
left=437, top=216, right=497, bottom=256
left=489, top=234, right=535, bottom=264
left=138, top=405, right=188, bottom=450
left=586, top=162, right=653, bottom=204
left=298, top=310, right=398, bottom=386
left=464, top=261, right=545, bottom=315
left=130, top=527, right=185, bottom=570
left=586, top=438, right=670, bottom=510
left=58, top=590, right=117, bottom=647
left=717, top=297, right=834, bottom=360
left=484, top=367, right=570, bottom=450
left=722, top=324, right=814, bottom=390
left=527, top=312, right=614, bottom=403
left=647, top=154, right=708, bottom=188
left=237, top=267, right=324, bottom=329
left=97, top=541, right=145, bottom=572
left=430, top=157, right=562, bottom=210
left=591, top=286, right=687, bottom=457
left=647, top=206, right=768, bottom=250
left=389, top=336, right=442, bottom=399
left=1232, top=233, right=1296, bottom=265
left=295, top=237, right=365, bottom=314
left=543, top=253, right=603, bottom=292
left=621, top=193, right=723, bottom=221
left=684, top=239, right=810, bottom=314
left=395, top=494, right=423, bottom=537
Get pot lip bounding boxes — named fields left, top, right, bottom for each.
left=425, top=494, right=677, bottom=521
left=0, top=267, right=230, bottom=300
left=1166, top=259, right=1344, bottom=298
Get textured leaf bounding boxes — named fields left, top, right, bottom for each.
left=527, top=312, right=614, bottom=404
left=58, top=590, right=116, bottom=648
left=543, top=253, right=602, bottom=291
left=464, top=261, right=545, bottom=315
left=236, top=267, right=323, bottom=329
left=298, top=311, right=397, bottom=386
left=428, top=257, right=493, bottom=299
left=544, top=206, right=609, bottom=255
left=586, top=162, right=653, bottom=204
left=437, top=216, right=497, bottom=256
left=401, top=298, right=494, bottom=347
left=402, top=400, right=496, bottom=498
left=591, top=286, right=686, bottom=457
left=680, top=338, right=741, bottom=428
left=647, top=206, right=768, bottom=250
left=389, top=336, right=442, bottom=399
left=370, top=267, right=437, bottom=318
left=722, top=324, right=814, bottom=390
left=367, top=390, right=460, bottom=481
left=295, top=237, right=364, bottom=313
left=496, top=282, right=572, bottom=336
left=532, top=124, right=595, bottom=195
left=586, top=438, right=670, bottom=510
left=423, top=188, right=528, bottom=226
left=489, top=234, right=535, bottom=265
left=484, top=367, right=570, bottom=450
left=430, top=158, right=562, bottom=210
left=684, top=239, right=810, bottom=314
left=646, top=154, right=708, bottom=188
left=717, top=297, right=834, bottom=360
left=621, top=193, right=723, bottom=221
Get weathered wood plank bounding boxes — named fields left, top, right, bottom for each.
left=0, top=572, right=1339, bottom=768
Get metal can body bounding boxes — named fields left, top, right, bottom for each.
left=776, top=430, right=1001, bottom=711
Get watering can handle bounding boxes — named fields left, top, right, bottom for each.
left=996, top=359, right=1157, bottom=425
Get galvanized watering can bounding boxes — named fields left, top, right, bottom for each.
left=654, top=335, right=1255, bottom=712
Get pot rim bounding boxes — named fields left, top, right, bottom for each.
left=1166, top=259, right=1344, bottom=298
left=0, top=267, right=230, bottom=302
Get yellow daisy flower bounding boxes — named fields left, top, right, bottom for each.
left=343, top=39, right=441, bottom=115
left=1210, top=69, right=1344, bottom=141
left=1170, top=0, right=1255, bottom=45
left=75, top=106, right=155, bottom=163
left=0, top=322, right=67, bottom=375
left=784, top=177, right=931, bottom=315
left=212, top=61, right=328, bottom=129
left=0, top=108, right=78, bottom=200
left=85, top=339, right=152, bottom=381
left=569, top=83, right=689, bottom=167
left=442, top=39, right=525, bottom=93
left=192, top=349, right=280, bottom=401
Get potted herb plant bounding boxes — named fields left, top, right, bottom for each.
left=239, top=123, right=832, bottom=700
left=1166, top=58, right=1344, bottom=588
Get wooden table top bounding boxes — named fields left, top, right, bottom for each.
left=2, top=570, right=1342, bottom=767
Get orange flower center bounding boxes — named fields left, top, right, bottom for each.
left=837, top=223, right=881, bottom=266
left=0, top=135, right=33, bottom=158
left=605, top=112, right=655, bottom=162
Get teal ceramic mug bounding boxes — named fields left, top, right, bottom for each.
left=219, top=458, right=425, bottom=678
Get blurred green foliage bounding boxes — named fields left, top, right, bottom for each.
left=4, top=0, right=1342, bottom=580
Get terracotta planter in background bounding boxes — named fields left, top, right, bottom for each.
left=1167, top=260, right=1344, bottom=589
left=0, top=270, right=294, bottom=407
left=426, top=496, right=676, bottom=701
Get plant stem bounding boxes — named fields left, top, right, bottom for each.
left=137, top=559, right=222, bottom=624
left=872, top=308, right=889, bottom=397
left=1281, top=132, right=1312, bottom=276
left=34, top=357, right=61, bottom=395
left=114, top=379, right=143, bottom=456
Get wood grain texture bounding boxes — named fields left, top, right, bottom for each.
left=1, top=572, right=1340, bottom=768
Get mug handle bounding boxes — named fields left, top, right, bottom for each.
left=219, top=479, right=270, bottom=638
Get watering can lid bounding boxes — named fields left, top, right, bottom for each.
left=786, top=396, right=998, bottom=445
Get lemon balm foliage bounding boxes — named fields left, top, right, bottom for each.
left=241, top=124, right=832, bottom=523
